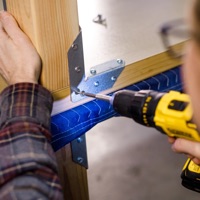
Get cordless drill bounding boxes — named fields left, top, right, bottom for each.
left=81, top=89, right=200, bottom=192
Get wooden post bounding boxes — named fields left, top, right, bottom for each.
left=56, top=145, right=89, bottom=200
left=4, top=0, right=78, bottom=100
left=3, top=1, right=89, bottom=199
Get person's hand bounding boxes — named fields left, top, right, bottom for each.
left=174, top=40, right=200, bottom=165
left=0, top=11, right=41, bottom=85
left=168, top=137, right=200, bottom=165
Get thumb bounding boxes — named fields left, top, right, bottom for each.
left=172, top=138, right=200, bottom=159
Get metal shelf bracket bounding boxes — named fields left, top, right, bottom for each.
left=68, top=31, right=125, bottom=102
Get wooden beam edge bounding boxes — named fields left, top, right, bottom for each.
left=52, top=43, right=183, bottom=115
left=113, top=51, right=182, bottom=91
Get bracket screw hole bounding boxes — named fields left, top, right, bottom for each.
left=75, top=66, right=81, bottom=73
left=74, top=88, right=80, bottom=95
left=117, top=59, right=123, bottom=64
left=94, top=81, right=99, bottom=87
left=111, top=76, right=117, bottom=81
left=77, top=137, right=83, bottom=143
left=90, top=68, right=97, bottom=75
left=77, top=157, right=84, bottom=164
left=72, top=43, right=78, bottom=50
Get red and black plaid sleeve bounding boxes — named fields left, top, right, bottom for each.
left=0, top=83, right=63, bottom=199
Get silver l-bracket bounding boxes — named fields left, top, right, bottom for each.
left=68, top=31, right=125, bottom=102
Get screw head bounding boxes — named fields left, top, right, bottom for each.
left=77, top=137, right=83, bottom=143
left=90, top=68, right=97, bottom=75
left=94, top=81, right=99, bottom=87
left=72, top=43, right=78, bottom=50
left=77, top=157, right=84, bottom=164
left=117, top=59, right=123, bottom=64
left=111, top=76, right=117, bottom=81
left=74, top=88, right=80, bottom=95
left=75, top=66, right=81, bottom=73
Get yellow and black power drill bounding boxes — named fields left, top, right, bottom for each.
left=81, top=89, right=200, bottom=192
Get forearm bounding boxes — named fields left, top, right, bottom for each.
left=0, top=83, right=63, bottom=199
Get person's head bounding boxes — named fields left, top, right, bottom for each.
left=187, top=0, right=200, bottom=44
left=181, top=0, right=200, bottom=130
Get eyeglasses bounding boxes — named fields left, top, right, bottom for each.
left=160, top=19, right=190, bottom=59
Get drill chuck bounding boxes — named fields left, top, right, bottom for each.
left=112, top=90, right=165, bottom=126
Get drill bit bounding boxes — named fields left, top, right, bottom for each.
left=76, top=90, right=112, bottom=102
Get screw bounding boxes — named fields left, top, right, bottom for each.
left=74, top=88, right=80, bottom=95
left=77, top=157, right=84, bottom=164
left=90, top=68, right=97, bottom=75
left=94, top=81, right=99, bottom=87
left=80, top=91, right=85, bottom=97
left=117, top=59, right=123, bottom=64
left=72, top=43, right=78, bottom=50
left=75, top=66, right=81, bottom=73
left=111, top=76, right=117, bottom=81
left=77, top=137, right=83, bottom=143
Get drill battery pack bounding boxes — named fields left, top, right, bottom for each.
left=181, top=158, right=200, bottom=192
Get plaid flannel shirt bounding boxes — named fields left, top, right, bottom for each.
left=0, top=83, right=63, bottom=199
